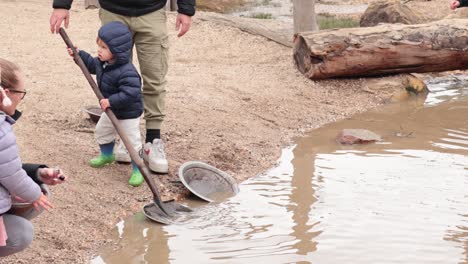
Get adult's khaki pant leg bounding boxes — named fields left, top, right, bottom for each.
left=133, top=9, right=169, bottom=130
left=99, top=8, right=131, bottom=27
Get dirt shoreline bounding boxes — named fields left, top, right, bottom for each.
left=0, top=0, right=453, bottom=263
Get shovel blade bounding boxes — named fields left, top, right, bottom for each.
left=142, top=200, right=192, bottom=225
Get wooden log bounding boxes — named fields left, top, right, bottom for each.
left=198, top=13, right=293, bottom=47
left=293, top=19, right=468, bottom=79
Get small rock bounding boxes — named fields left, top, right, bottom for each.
left=336, top=129, right=382, bottom=145
left=404, top=73, right=428, bottom=94
left=360, top=0, right=426, bottom=27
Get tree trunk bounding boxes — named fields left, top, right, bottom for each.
left=166, top=0, right=177, bottom=11
left=171, top=0, right=177, bottom=11
left=293, top=0, right=318, bottom=33
left=293, top=19, right=468, bottom=80
left=85, top=0, right=99, bottom=9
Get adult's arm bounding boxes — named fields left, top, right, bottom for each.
left=177, top=0, right=196, bottom=16
left=175, top=0, right=195, bottom=37
left=50, top=0, right=73, bottom=33
left=53, top=0, right=74, bottom=10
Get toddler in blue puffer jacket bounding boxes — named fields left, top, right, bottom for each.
left=68, top=21, right=144, bottom=187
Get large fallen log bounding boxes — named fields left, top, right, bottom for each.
left=293, top=19, right=468, bottom=79
left=198, top=13, right=293, bottom=48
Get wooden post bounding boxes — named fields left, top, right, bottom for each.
left=166, top=0, right=177, bottom=11
left=165, top=0, right=171, bottom=11
left=293, top=0, right=318, bottom=33
left=170, top=0, right=177, bottom=11
left=85, top=0, right=99, bottom=9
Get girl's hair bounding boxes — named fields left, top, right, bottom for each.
left=0, top=58, right=20, bottom=89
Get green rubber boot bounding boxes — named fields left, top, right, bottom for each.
left=89, top=154, right=115, bottom=168
left=128, top=169, right=144, bottom=187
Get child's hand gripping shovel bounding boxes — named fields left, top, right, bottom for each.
left=59, top=28, right=191, bottom=224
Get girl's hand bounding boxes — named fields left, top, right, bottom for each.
left=32, top=193, right=53, bottom=212
left=450, top=0, right=460, bottom=9
left=38, top=167, right=67, bottom=185
left=11, top=194, right=26, bottom=203
left=100, top=99, right=110, bottom=110
left=67, top=46, right=79, bottom=57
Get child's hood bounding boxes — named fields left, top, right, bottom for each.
left=98, top=21, right=133, bottom=65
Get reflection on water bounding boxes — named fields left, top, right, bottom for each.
left=92, top=77, right=468, bottom=263
left=309, top=150, right=466, bottom=264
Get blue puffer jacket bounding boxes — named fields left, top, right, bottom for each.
left=79, top=21, right=143, bottom=120
left=0, top=112, right=42, bottom=214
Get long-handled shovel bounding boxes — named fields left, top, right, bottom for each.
left=59, top=28, right=190, bottom=223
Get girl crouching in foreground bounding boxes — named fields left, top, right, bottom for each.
left=0, top=58, right=66, bottom=257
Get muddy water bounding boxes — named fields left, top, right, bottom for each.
left=92, top=77, right=468, bottom=264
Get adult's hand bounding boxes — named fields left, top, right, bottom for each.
left=32, top=193, right=53, bottom=212
left=450, top=0, right=460, bottom=10
left=175, top=13, right=192, bottom=37
left=50, top=8, right=70, bottom=34
left=38, top=167, right=67, bottom=185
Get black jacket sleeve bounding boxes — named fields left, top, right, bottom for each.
left=53, top=0, right=73, bottom=9
left=177, top=0, right=196, bottom=16
left=22, top=164, right=48, bottom=185
left=459, top=0, right=468, bottom=7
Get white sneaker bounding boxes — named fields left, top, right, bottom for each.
left=115, top=142, right=131, bottom=163
left=142, top=139, right=168, bottom=174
